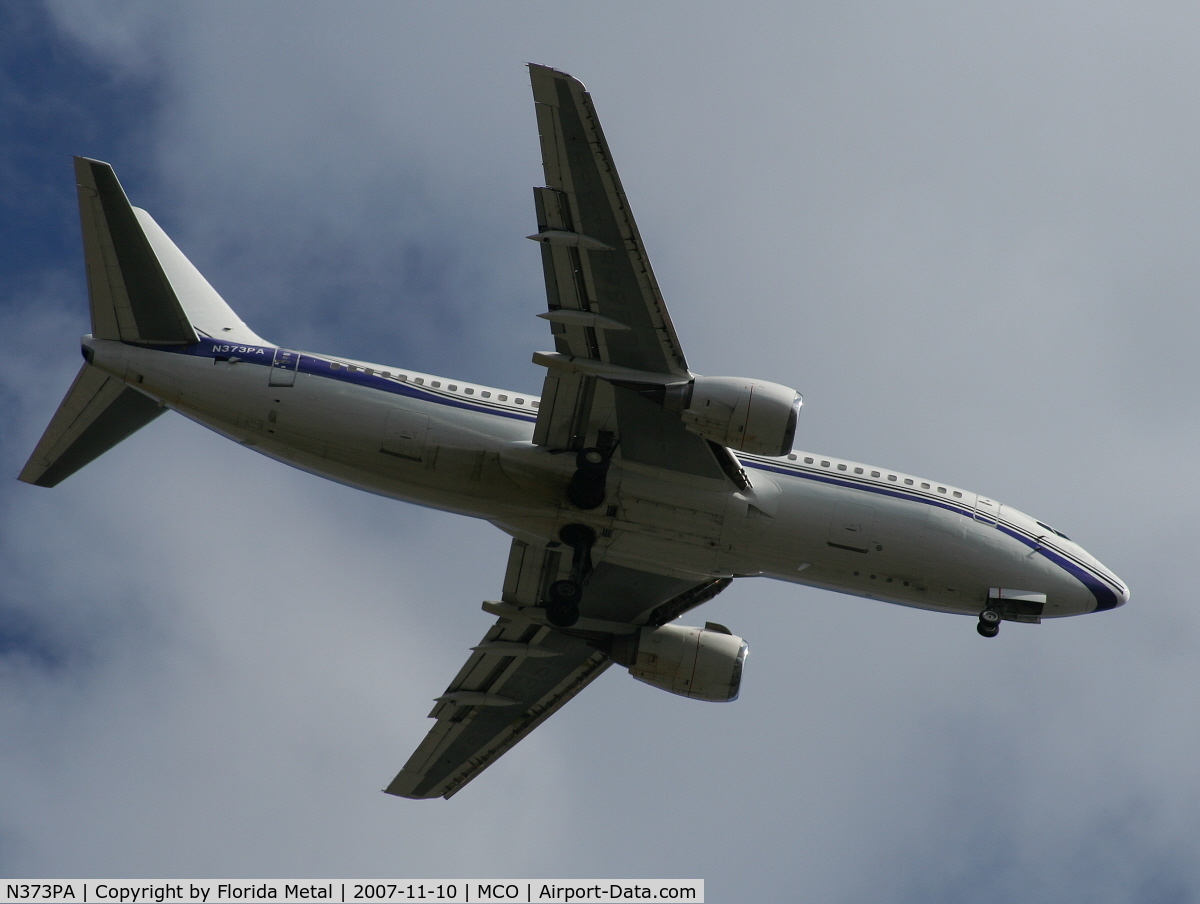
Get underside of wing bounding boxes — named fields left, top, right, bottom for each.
left=528, top=64, right=688, bottom=378
left=386, top=538, right=729, bottom=799
left=385, top=614, right=610, bottom=800
left=526, top=65, right=732, bottom=484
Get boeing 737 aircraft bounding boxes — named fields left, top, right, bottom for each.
left=21, top=65, right=1127, bottom=799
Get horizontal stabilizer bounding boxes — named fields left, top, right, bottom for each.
left=18, top=364, right=165, bottom=487
left=75, top=157, right=198, bottom=346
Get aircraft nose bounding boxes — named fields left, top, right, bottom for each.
left=1093, top=571, right=1129, bottom=612
left=1114, top=580, right=1130, bottom=609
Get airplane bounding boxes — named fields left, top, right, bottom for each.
left=19, top=64, right=1128, bottom=800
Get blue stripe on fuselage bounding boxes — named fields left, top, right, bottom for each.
left=138, top=339, right=1118, bottom=611
left=144, top=338, right=539, bottom=423
left=740, top=457, right=1122, bottom=613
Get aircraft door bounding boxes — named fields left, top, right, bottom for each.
left=974, top=496, right=999, bottom=525
left=269, top=348, right=300, bottom=387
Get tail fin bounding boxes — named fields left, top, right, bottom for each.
left=18, top=364, right=165, bottom=487
left=75, top=157, right=199, bottom=345
left=20, top=158, right=264, bottom=487
left=76, top=156, right=264, bottom=345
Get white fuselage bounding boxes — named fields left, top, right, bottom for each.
left=87, top=334, right=1128, bottom=621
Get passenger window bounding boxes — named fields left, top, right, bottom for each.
left=398, top=374, right=407, bottom=381
left=448, top=384, right=458, bottom=392
left=414, top=377, right=424, bottom=384
left=837, top=464, right=847, bottom=471
left=515, top=398, right=525, bottom=405
left=532, top=401, right=539, bottom=408
left=854, top=467, right=863, bottom=474
left=821, top=461, right=830, bottom=467
left=431, top=381, right=441, bottom=388
left=871, top=471, right=880, bottom=477
left=787, top=454, right=797, bottom=460
left=464, top=388, right=474, bottom=394
left=904, top=479, right=914, bottom=485
left=498, top=395, right=508, bottom=401
left=888, top=475, right=897, bottom=481
left=365, top=368, right=374, bottom=376
left=937, top=487, right=946, bottom=493
left=381, top=371, right=390, bottom=378
left=481, top=391, right=490, bottom=398
left=953, top=491, right=962, bottom=498
left=330, top=362, right=341, bottom=370
left=804, top=457, right=814, bottom=464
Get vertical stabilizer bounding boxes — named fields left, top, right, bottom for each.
left=134, top=206, right=264, bottom=344
left=75, top=157, right=199, bottom=345
left=18, top=364, right=165, bottom=487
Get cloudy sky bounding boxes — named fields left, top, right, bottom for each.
left=2, top=1, right=1199, bottom=898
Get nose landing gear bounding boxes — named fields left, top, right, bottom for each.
left=977, top=608, right=1001, bottom=638
left=544, top=523, right=597, bottom=628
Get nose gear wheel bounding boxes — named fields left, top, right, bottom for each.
left=977, top=608, right=1001, bottom=638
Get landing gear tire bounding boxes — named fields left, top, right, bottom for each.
left=566, top=447, right=610, bottom=510
left=558, top=523, right=597, bottom=550
left=546, top=580, right=583, bottom=627
left=977, top=608, right=1001, bottom=638
left=546, top=602, right=580, bottom=628
left=548, top=579, right=583, bottom=605
left=577, top=448, right=605, bottom=469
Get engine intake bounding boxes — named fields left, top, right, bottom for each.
left=610, top=622, right=747, bottom=702
left=671, top=376, right=801, bottom=457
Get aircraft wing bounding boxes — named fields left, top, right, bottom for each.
left=387, top=67, right=737, bottom=801
left=527, top=65, right=730, bottom=483
left=386, top=537, right=729, bottom=799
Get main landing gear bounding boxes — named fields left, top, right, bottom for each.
left=566, top=447, right=611, bottom=510
left=977, top=608, right=1001, bottom=638
left=545, top=523, right=596, bottom=628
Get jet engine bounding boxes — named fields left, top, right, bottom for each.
left=668, top=376, right=801, bottom=457
left=609, top=622, right=748, bottom=702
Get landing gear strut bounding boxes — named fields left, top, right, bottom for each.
left=977, top=608, right=1001, bottom=638
left=544, top=523, right=596, bottom=628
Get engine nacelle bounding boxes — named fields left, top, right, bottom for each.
left=675, top=376, right=801, bottom=457
left=611, top=623, right=748, bottom=702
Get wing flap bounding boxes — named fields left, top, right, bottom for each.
left=530, top=369, right=598, bottom=449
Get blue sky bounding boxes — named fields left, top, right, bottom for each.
left=2, top=2, right=1200, bottom=899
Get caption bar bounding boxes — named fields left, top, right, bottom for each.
left=0, top=884, right=703, bottom=904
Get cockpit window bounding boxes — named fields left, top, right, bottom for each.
left=1036, top=520, right=1072, bottom=541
